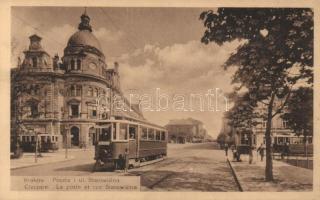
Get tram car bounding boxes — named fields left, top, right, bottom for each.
left=272, top=135, right=312, bottom=153
left=11, top=134, right=59, bottom=152
left=93, top=119, right=168, bottom=170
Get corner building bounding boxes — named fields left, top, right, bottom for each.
left=11, top=12, right=144, bottom=148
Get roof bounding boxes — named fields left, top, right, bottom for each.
left=29, top=34, right=42, bottom=41
left=67, top=30, right=103, bottom=53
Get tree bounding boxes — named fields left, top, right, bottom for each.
left=200, top=8, right=313, bottom=181
left=225, top=93, right=259, bottom=146
left=282, top=87, right=313, bottom=155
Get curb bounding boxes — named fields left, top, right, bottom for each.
left=226, top=158, right=243, bottom=192
left=11, top=156, right=75, bottom=170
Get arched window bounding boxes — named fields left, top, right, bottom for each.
left=93, top=88, right=98, bottom=97
left=70, top=59, right=75, bottom=70
left=70, top=85, right=76, bottom=96
left=32, top=57, right=37, bottom=68
left=76, top=59, right=81, bottom=70
left=87, top=87, right=93, bottom=96
left=76, top=85, right=82, bottom=96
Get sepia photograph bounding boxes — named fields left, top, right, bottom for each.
left=0, top=0, right=319, bottom=199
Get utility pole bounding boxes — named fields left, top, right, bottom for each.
left=65, top=127, right=69, bottom=159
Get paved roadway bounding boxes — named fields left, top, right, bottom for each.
left=11, top=142, right=238, bottom=191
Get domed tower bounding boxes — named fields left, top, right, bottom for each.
left=63, top=11, right=107, bottom=76
left=61, top=11, right=113, bottom=148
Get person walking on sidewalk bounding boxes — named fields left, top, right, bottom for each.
left=224, top=143, right=229, bottom=156
left=123, top=148, right=129, bottom=173
left=257, top=143, right=265, bottom=162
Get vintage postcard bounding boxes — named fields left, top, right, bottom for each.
left=0, top=0, right=319, bottom=199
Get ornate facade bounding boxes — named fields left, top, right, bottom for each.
left=11, top=12, right=144, bottom=148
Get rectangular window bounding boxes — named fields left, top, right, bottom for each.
left=30, top=103, right=39, bottom=117
left=156, top=130, right=161, bottom=140
left=71, top=105, right=79, bottom=117
left=129, top=126, right=136, bottom=139
left=148, top=129, right=155, bottom=140
left=161, top=131, right=166, bottom=141
left=88, top=105, right=97, bottom=118
left=119, top=123, right=128, bottom=140
left=76, top=86, right=81, bottom=96
left=141, top=127, right=148, bottom=140
left=92, top=110, right=97, bottom=117
left=100, top=126, right=111, bottom=141
left=282, top=120, right=288, bottom=129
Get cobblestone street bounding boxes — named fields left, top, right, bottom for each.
left=11, top=143, right=239, bottom=191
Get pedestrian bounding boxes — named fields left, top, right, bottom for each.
left=224, top=143, right=229, bottom=156
left=281, top=143, right=287, bottom=159
left=257, top=143, right=265, bottom=161
left=124, top=148, right=129, bottom=173
left=248, top=146, right=254, bottom=164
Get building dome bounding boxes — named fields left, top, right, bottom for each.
left=67, top=30, right=103, bottom=52
left=65, top=11, right=104, bottom=57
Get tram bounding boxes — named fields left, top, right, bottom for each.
left=11, top=134, right=59, bottom=152
left=272, top=135, right=312, bottom=153
left=93, top=119, right=168, bottom=170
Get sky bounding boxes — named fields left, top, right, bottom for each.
left=11, top=7, right=241, bottom=138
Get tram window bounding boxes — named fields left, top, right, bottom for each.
left=129, top=126, right=136, bottom=139
left=156, top=130, right=161, bottom=141
left=141, top=127, right=148, bottom=140
left=148, top=129, right=155, bottom=140
left=100, top=127, right=111, bottom=141
left=119, top=124, right=128, bottom=140
left=161, top=131, right=166, bottom=141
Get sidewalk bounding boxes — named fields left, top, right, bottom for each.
left=10, top=150, right=76, bottom=170
left=227, top=151, right=313, bottom=191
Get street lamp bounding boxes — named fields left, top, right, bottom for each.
left=64, top=126, right=69, bottom=159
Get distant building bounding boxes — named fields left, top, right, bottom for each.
left=11, top=11, right=144, bottom=149
left=221, top=99, right=312, bottom=148
left=165, top=118, right=208, bottom=143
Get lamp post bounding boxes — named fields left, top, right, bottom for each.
left=65, top=127, right=69, bottom=159
left=34, top=131, right=39, bottom=163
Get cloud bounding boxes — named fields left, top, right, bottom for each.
left=117, top=40, right=241, bottom=137
left=119, top=40, right=240, bottom=93
left=11, top=22, right=124, bottom=67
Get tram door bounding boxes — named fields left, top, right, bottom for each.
left=128, top=125, right=138, bottom=158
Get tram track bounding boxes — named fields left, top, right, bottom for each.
left=147, top=161, right=193, bottom=189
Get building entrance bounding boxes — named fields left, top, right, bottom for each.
left=70, top=126, right=80, bottom=146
